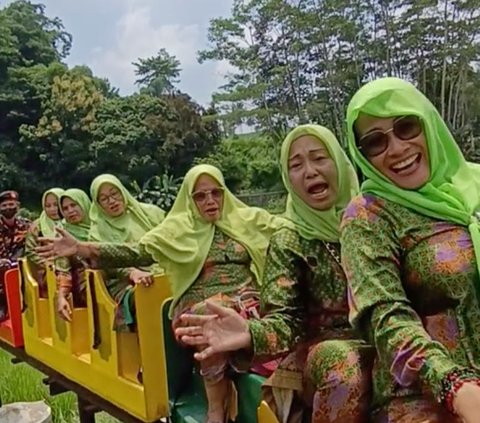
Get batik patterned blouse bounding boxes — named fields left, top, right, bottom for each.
left=341, top=194, right=480, bottom=410
left=96, top=227, right=257, bottom=316
left=249, top=227, right=352, bottom=358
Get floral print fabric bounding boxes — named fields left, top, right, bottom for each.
left=341, top=193, right=480, bottom=420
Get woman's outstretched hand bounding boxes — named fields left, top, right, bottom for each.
left=175, top=300, right=252, bottom=361
left=36, top=227, right=79, bottom=261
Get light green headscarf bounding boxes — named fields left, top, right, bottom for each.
left=139, top=164, right=288, bottom=316
left=60, top=189, right=92, bottom=241
left=281, top=124, right=359, bottom=241
left=346, top=77, right=480, bottom=272
left=89, top=174, right=165, bottom=243
left=38, top=188, right=64, bottom=237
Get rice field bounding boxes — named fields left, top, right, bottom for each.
left=0, top=348, right=120, bottom=422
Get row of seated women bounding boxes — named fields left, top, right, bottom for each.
left=34, top=77, right=480, bottom=423
left=25, top=175, right=165, bottom=329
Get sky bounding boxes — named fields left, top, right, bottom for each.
left=5, top=0, right=234, bottom=106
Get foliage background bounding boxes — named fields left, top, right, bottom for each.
left=4, top=0, right=480, bottom=213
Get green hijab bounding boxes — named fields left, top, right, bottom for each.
left=346, top=77, right=480, bottom=270
left=281, top=124, right=359, bottom=241
left=89, top=174, right=165, bottom=243
left=39, top=188, right=64, bottom=237
left=139, top=164, right=288, bottom=316
left=60, top=189, right=92, bottom=242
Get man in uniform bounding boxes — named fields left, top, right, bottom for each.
left=0, top=191, right=30, bottom=321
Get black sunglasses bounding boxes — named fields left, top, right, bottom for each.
left=357, top=115, right=423, bottom=158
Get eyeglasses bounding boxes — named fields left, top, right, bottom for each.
left=98, top=191, right=123, bottom=206
left=191, top=187, right=224, bottom=203
left=357, top=115, right=423, bottom=158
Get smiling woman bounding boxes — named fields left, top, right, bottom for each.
left=342, top=77, right=480, bottom=423
left=354, top=114, right=430, bottom=189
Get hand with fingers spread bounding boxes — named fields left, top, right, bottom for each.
left=129, top=269, right=154, bottom=287
left=57, top=295, right=72, bottom=322
left=36, top=227, right=79, bottom=261
left=176, top=300, right=252, bottom=361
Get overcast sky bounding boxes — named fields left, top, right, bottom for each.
left=4, top=0, right=235, bottom=105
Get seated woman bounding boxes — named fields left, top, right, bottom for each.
left=55, top=188, right=92, bottom=321
left=25, top=187, right=64, bottom=297
left=89, top=174, right=165, bottom=332
left=176, top=125, right=373, bottom=423
left=36, top=164, right=287, bottom=423
left=341, top=77, right=480, bottom=423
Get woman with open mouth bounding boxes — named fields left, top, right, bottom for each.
left=175, top=125, right=373, bottom=423
left=341, top=77, right=480, bottom=423
left=36, top=164, right=288, bottom=423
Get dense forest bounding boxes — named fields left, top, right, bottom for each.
left=206, top=0, right=480, bottom=145
left=0, top=1, right=221, bottom=208
left=1, top=0, right=480, bottom=209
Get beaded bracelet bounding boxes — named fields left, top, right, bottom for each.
left=438, top=368, right=480, bottom=413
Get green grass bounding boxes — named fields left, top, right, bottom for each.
left=0, top=348, right=120, bottom=422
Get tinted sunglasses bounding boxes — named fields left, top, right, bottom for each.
left=191, top=187, right=224, bottom=203
left=357, top=115, right=423, bottom=158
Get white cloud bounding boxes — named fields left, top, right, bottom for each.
left=213, top=60, right=236, bottom=89
left=90, top=3, right=203, bottom=95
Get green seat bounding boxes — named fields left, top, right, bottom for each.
left=235, top=372, right=265, bottom=423
left=162, top=299, right=266, bottom=423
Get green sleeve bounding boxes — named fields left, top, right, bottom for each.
left=97, top=243, right=156, bottom=269
left=341, top=198, right=460, bottom=398
left=248, top=230, right=305, bottom=359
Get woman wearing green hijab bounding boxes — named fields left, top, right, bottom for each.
left=55, top=188, right=92, bottom=321
left=176, top=125, right=373, bottom=423
left=89, top=174, right=165, bottom=332
left=341, top=77, right=480, bottom=423
left=36, top=164, right=286, bottom=423
left=25, top=187, right=64, bottom=297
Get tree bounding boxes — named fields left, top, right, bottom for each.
left=202, top=0, right=480, bottom=154
left=196, top=133, right=282, bottom=192
left=2, top=0, right=72, bottom=65
left=89, top=93, right=220, bottom=185
left=18, top=67, right=105, bottom=197
left=133, top=49, right=182, bottom=96
left=0, top=1, right=221, bottom=207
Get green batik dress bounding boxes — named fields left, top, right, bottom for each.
left=95, top=227, right=267, bottom=379
left=171, top=226, right=258, bottom=322
left=95, top=227, right=259, bottom=320
left=341, top=194, right=480, bottom=423
left=246, top=227, right=373, bottom=423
